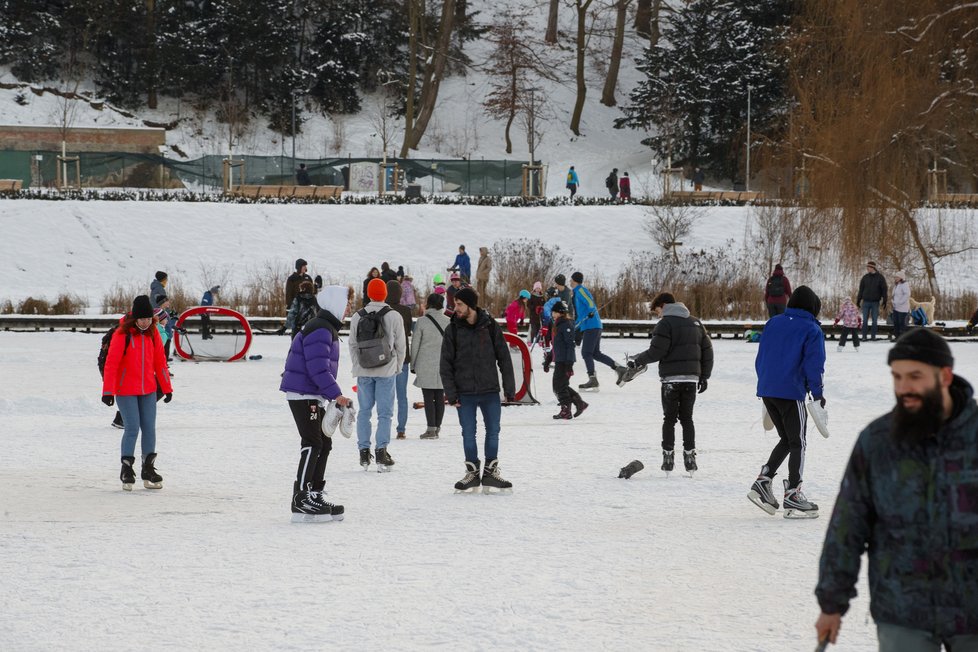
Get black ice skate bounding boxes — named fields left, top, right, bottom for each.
left=454, top=461, right=481, bottom=493
left=291, top=482, right=334, bottom=523
left=683, top=449, right=698, bottom=476
left=615, top=360, right=648, bottom=387
left=375, top=447, right=395, bottom=473
left=782, top=480, right=819, bottom=519
left=553, top=404, right=573, bottom=420
left=120, top=456, right=136, bottom=491
left=482, top=459, right=513, bottom=494
left=578, top=375, right=600, bottom=392
left=747, top=473, right=780, bottom=515
left=111, top=411, right=124, bottom=429
left=618, top=459, right=645, bottom=479
left=359, top=448, right=373, bottom=470
left=572, top=397, right=589, bottom=418
left=661, top=450, right=675, bottom=475
left=141, top=453, right=163, bottom=489
left=309, top=481, right=344, bottom=521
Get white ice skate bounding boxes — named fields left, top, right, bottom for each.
left=322, top=401, right=343, bottom=436
left=806, top=400, right=830, bottom=439
left=762, top=405, right=775, bottom=432
left=782, top=480, right=819, bottom=519
left=339, top=404, right=356, bottom=438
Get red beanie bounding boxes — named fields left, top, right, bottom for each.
left=367, top=278, right=388, bottom=302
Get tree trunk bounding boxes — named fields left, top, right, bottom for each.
left=399, top=0, right=421, bottom=157
left=634, top=0, right=651, bottom=38
left=545, top=0, right=560, bottom=44
left=569, top=0, right=593, bottom=136
left=649, top=0, right=661, bottom=46
left=404, top=0, right=456, bottom=152
left=504, top=106, right=515, bottom=154
left=145, top=0, right=157, bottom=109
left=601, top=0, right=629, bottom=107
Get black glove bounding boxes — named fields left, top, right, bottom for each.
left=627, top=360, right=638, bottom=369
left=163, top=393, right=173, bottom=403
left=101, top=395, right=114, bottom=407
left=697, top=378, right=708, bottom=394
left=447, top=396, right=459, bottom=406
left=813, top=395, right=826, bottom=408
left=314, top=275, right=323, bottom=289
left=505, top=394, right=515, bottom=403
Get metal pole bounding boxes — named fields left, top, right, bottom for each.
left=291, top=90, right=296, bottom=180
left=746, top=84, right=751, bottom=193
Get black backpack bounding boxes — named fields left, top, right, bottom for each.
left=97, top=327, right=130, bottom=376
left=766, top=275, right=785, bottom=298
left=606, top=173, right=615, bottom=188
left=355, top=306, right=393, bottom=368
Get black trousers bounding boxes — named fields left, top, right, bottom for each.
left=289, top=399, right=332, bottom=489
left=421, top=388, right=445, bottom=427
left=839, top=327, right=860, bottom=348
left=761, top=397, right=807, bottom=489
left=553, top=362, right=581, bottom=405
left=661, top=382, right=697, bottom=451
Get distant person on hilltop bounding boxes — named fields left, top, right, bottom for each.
left=605, top=168, right=619, bottom=200
left=618, top=172, right=631, bottom=201
left=296, top=163, right=311, bottom=186
left=566, top=166, right=580, bottom=200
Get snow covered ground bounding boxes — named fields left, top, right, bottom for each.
left=5, top=330, right=971, bottom=650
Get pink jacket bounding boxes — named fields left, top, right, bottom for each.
left=505, top=299, right=525, bottom=334
left=834, top=299, right=861, bottom=329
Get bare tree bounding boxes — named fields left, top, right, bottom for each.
left=401, top=0, right=457, bottom=156
left=568, top=0, right=595, bottom=136
left=601, top=0, right=633, bottom=107
left=545, top=0, right=560, bottom=44
left=643, top=203, right=703, bottom=262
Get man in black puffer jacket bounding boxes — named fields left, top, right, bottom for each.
left=622, top=292, right=714, bottom=474
left=441, top=287, right=516, bottom=494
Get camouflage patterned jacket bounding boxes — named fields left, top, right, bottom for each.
left=816, top=376, right=978, bottom=636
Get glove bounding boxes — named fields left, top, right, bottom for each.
left=697, top=378, right=708, bottom=394
left=833, top=318, right=839, bottom=326
left=314, top=275, right=323, bottom=289
left=505, top=394, right=515, bottom=403
left=627, top=360, right=638, bottom=369
left=813, top=396, right=826, bottom=408
left=163, top=393, right=173, bottom=403
left=101, top=395, right=114, bottom=407
left=447, top=396, right=459, bottom=406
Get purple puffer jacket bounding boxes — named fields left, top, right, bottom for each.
left=279, top=312, right=343, bottom=399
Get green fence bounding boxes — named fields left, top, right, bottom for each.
left=0, top=150, right=537, bottom=196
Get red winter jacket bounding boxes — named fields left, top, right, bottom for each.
left=764, top=270, right=792, bottom=306
left=102, top=324, right=173, bottom=397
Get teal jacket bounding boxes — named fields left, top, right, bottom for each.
left=816, top=376, right=978, bottom=636
left=573, top=285, right=602, bottom=331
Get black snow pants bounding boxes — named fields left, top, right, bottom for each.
left=761, top=397, right=808, bottom=489
left=289, top=399, right=332, bottom=489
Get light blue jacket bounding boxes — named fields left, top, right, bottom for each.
left=573, top=285, right=602, bottom=331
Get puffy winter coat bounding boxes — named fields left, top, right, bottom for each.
left=552, top=316, right=576, bottom=364
left=892, top=280, right=911, bottom=313
left=411, top=309, right=450, bottom=389
left=452, top=252, right=471, bottom=280
left=505, top=299, right=526, bottom=334
left=755, top=307, right=825, bottom=400
left=149, top=279, right=167, bottom=308
left=528, top=293, right=544, bottom=328
left=817, top=377, right=978, bottom=636
left=102, top=324, right=172, bottom=397
left=400, top=280, right=417, bottom=307
left=286, top=272, right=313, bottom=309
left=633, top=303, right=714, bottom=381
left=279, top=309, right=343, bottom=399
left=386, top=280, right=413, bottom=365
left=566, top=168, right=580, bottom=186
left=573, top=285, right=602, bottom=331
left=834, top=299, right=861, bottom=329
left=764, top=270, right=792, bottom=306
left=348, top=300, right=405, bottom=377
left=857, top=271, right=888, bottom=306
left=440, top=308, right=515, bottom=401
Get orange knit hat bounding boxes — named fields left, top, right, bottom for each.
left=367, top=278, right=388, bottom=302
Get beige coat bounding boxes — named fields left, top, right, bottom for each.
left=476, top=247, right=492, bottom=282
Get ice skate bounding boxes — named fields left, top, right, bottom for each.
left=375, top=447, right=395, bottom=473
left=322, top=401, right=343, bottom=436
left=578, top=375, right=600, bottom=392
left=419, top=427, right=438, bottom=439
left=660, top=450, right=674, bottom=475
left=747, top=473, right=780, bottom=515
left=308, top=481, right=344, bottom=522
left=482, top=459, right=513, bottom=494
left=572, top=397, right=589, bottom=418
left=291, top=482, right=335, bottom=523
left=553, top=403, right=572, bottom=420
left=120, top=456, right=136, bottom=491
left=111, top=412, right=124, bottom=429
left=618, top=459, right=644, bottom=479
left=359, top=448, right=373, bottom=470
left=338, top=404, right=356, bottom=438
left=782, top=480, right=819, bottom=519
left=454, top=461, right=481, bottom=493
left=615, top=360, right=648, bottom=387
left=683, top=449, right=698, bottom=477
left=141, top=453, right=163, bottom=489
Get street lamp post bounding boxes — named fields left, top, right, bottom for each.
left=746, top=84, right=751, bottom=193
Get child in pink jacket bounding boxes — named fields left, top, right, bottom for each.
left=833, top=297, right=862, bottom=351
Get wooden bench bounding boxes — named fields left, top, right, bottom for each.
left=0, top=179, right=24, bottom=193
left=229, top=184, right=343, bottom=199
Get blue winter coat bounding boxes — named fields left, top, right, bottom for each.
left=279, top=309, right=343, bottom=399
left=573, top=285, right=602, bottom=331
left=542, top=296, right=560, bottom=325
left=453, top=252, right=471, bottom=279
left=566, top=168, right=580, bottom=186
left=201, top=291, right=214, bottom=307
left=755, top=307, right=825, bottom=400
left=552, top=317, right=576, bottom=363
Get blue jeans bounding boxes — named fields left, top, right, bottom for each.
left=861, top=301, right=880, bottom=340
left=456, top=392, right=501, bottom=463
left=877, top=623, right=978, bottom=651
left=395, top=362, right=410, bottom=433
left=891, top=310, right=908, bottom=339
left=116, top=393, right=157, bottom=458
left=580, top=328, right=618, bottom=375
left=356, top=375, right=396, bottom=450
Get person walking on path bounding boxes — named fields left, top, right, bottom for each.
left=832, top=297, right=862, bottom=352
left=857, top=261, right=888, bottom=341
left=411, top=293, right=451, bottom=439
left=890, top=270, right=910, bottom=340
left=618, top=172, right=631, bottom=201
left=441, top=288, right=516, bottom=494
left=385, top=279, right=414, bottom=440
left=764, top=264, right=792, bottom=318
left=101, top=295, right=173, bottom=491
left=550, top=301, right=588, bottom=420
left=279, top=285, right=352, bottom=523
left=349, top=278, right=405, bottom=472
left=566, top=166, right=580, bottom=199
left=476, top=247, right=492, bottom=308
left=620, top=292, right=713, bottom=474
left=570, top=271, right=623, bottom=390
left=747, top=286, right=825, bottom=519
left=448, top=245, right=472, bottom=284
left=692, top=167, right=705, bottom=191
left=605, top=168, right=619, bottom=199
left=815, top=329, right=978, bottom=650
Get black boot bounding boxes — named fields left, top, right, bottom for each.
left=291, top=482, right=331, bottom=523
left=120, top=456, right=136, bottom=491
left=111, top=411, right=124, bottom=429
left=552, top=403, right=572, bottom=420
left=375, top=447, right=395, bottom=473
left=661, top=450, right=675, bottom=473
left=141, top=453, right=163, bottom=489
left=571, top=396, right=589, bottom=417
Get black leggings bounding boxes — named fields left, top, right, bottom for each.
left=553, top=362, right=581, bottom=405
left=289, top=399, right=332, bottom=488
left=661, top=382, right=697, bottom=451
left=421, top=388, right=445, bottom=428
left=762, top=397, right=807, bottom=489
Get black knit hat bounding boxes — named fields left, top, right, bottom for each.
left=888, top=328, right=954, bottom=369
left=454, top=287, right=479, bottom=309
left=570, top=271, right=584, bottom=284
left=155, top=271, right=167, bottom=282
left=132, top=295, right=154, bottom=319
left=552, top=300, right=569, bottom=314
left=554, top=274, right=566, bottom=286
left=787, top=285, right=821, bottom=318
left=295, top=258, right=308, bottom=271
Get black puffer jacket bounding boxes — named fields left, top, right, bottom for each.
left=633, top=303, right=714, bottom=380
left=857, top=271, right=888, bottom=306
left=440, top=308, right=515, bottom=401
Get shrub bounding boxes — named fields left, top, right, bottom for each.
left=18, top=297, right=50, bottom=314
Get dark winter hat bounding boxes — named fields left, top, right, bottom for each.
left=787, top=285, right=821, bottom=318
left=888, top=328, right=954, bottom=369
left=295, top=258, right=308, bottom=271
left=132, top=295, right=154, bottom=319
left=454, top=287, right=479, bottom=310
left=155, top=271, right=168, bottom=282
left=426, top=293, right=445, bottom=310
left=570, top=271, right=584, bottom=284
left=554, top=274, right=566, bottom=286
left=210, top=285, right=221, bottom=294
left=775, top=263, right=783, bottom=272
left=651, top=292, right=676, bottom=309
left=552, top=301, right=569, bottom=314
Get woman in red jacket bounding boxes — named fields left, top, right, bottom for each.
left=102, top=295, right=173, bottom=491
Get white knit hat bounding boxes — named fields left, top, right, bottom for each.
left=894, top=270, right=906, bottom=280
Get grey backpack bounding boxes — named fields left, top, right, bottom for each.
left=356, top=306, right=393, bottom=368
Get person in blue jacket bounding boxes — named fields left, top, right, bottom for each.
left=448, top=245, right=471, bottom=284
left=199, top=285, right=220, bottom=340
left=748, top=285, right=826, bottom=519
left=570, top=271, right=623, bottom=390
left=566, top=166, right=580, bottom=199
